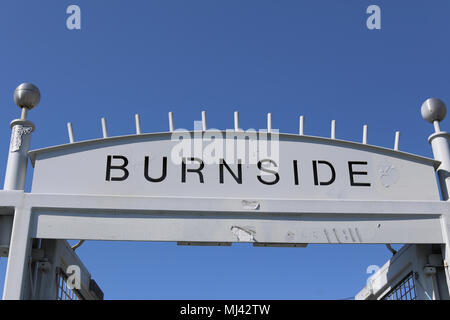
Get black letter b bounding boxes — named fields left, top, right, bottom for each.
left=106, top=155, right=129, bottom=181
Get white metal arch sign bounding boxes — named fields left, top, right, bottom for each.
left=29, top=132, right=439, bottom=201
left=2, top=85, right=450, bottom=300
left=18, top=126, right=446, bottom=250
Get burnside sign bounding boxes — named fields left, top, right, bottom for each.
left=105, top=155, right=371, bottom=187
left=30, top=132, right=440, bottom=201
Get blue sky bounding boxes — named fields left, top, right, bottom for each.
left=0, top=0, right=449, bottom=299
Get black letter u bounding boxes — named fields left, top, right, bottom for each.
left=144, top=156, right=167, bottom=182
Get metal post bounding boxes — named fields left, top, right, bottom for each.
left=101, top=117, right=108, bottom=138
left=168, top=112, right=174, bottom=132
left=331, top=120, right=336, bottom=139
left=3, top=84, right=39, bottom=190
left=429, top=131, right=450, bottom=200
left=3, top=205, right=33, bottom=299
left=2, top=83, right=40, bottom=299
left=421, top=98, right=450, bottom=200
left=201, top=111, right=207, bottom=131
left=234, top=111, right=239, bottom=131
left=299, top=115, right=304, bottom=135
left=362, top=125, right=368, bottom=144
left=4, top=83, right=39, bottom=190
left=134, top=114, right=141, bottom=135
left=67, top=122, right=75, bottom=143
left=394, top=131, right=400, bottom=151
left=421, top=98, right=450, bottom=296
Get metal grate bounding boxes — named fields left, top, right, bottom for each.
left=56, top=268, right=83, bottom=300
left=382, top=272, right=416, bottom=300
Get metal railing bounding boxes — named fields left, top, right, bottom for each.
left=382, top=272, right=416, bottom=300
left=56, top=268, right=83, bottom=300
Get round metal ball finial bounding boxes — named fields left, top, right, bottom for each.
left=14, top=83, right=41, bottom=109
left=421, top=98, right=446, bottom=123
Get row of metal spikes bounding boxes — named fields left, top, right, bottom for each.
left=66, top=111, right=401, bottom=151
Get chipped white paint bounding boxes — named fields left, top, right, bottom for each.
left=241, top=200, right=260, bottom=210
left=4, top=120, right=34, bottom=191
left=323, top=227, right=364, bottom=244
left=378, top=164, right=399, bottom=188
left=285, top=231, right=295, bottom=241
left=10, top=126, right=32, bottom=152
left=231, top=226, right=256, bottom=242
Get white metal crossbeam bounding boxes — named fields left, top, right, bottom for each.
left=1, top=191, right=448, bottom=244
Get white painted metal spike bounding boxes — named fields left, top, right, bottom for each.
left=267, top=113, right=272, bottom=133
left=234, top=111, right=239, bottom=131
left=331, top=120, right=336, bottom=139
left=135, top=114, right=142, bottom=134
left=362, top=125, right=368, bottom=144
left=67, top=122, right=75, bottom=143
left=299, top=116, right=304, bottom=135
left=168, top=112, right=174, bottom=132
left=201, top=111, right=207, bottom=131
left=101, top=117, right=108, bottom=138
left=394, top=131, right=400, bottom=150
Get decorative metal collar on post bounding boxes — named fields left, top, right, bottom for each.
left=3, top=83, right=40, bottom=191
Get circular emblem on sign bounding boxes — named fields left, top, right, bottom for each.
left=377, top=164, right=399, bottom=188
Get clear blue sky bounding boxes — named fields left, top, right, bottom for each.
left=0, top=0, right=449, bottom=299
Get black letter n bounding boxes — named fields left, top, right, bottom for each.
left=106, top=155, right=129, bottom=181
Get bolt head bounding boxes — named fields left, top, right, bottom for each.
left=421, top=98, right=446, bottom=123
left=14, top=83, right=40, bottom=109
